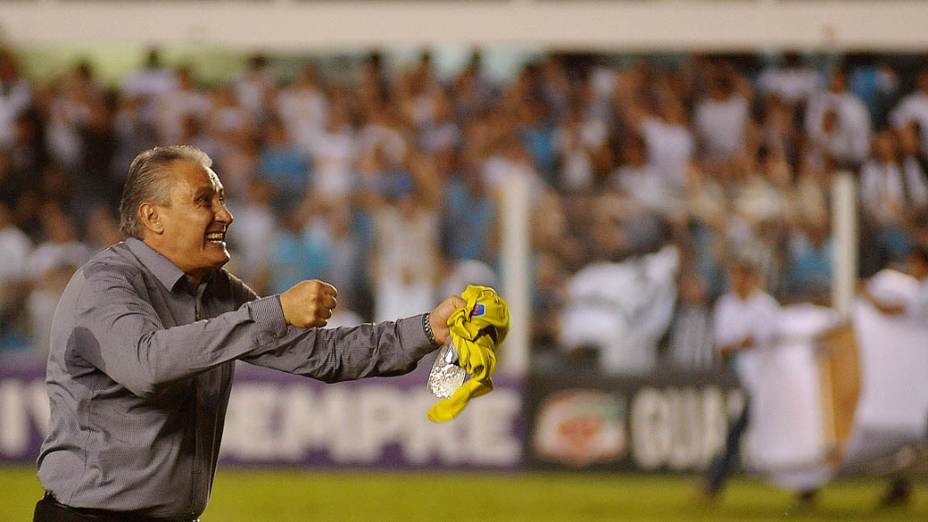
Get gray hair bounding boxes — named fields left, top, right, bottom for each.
left=119, top=145, right=213, bottom=239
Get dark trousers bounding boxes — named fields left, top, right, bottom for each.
left=706, top=399, right=751, bottom=494
left=34, top=493, right=198, bottom=522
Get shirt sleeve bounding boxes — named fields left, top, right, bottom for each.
left=227, top=272, right=437, bottom=382
left=240, top=316, right=436, bottom=382
left=75, top=269, right=289, bottom=399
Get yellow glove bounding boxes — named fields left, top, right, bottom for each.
left=427, top=285, right=510, bottom=423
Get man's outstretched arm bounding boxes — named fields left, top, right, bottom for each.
left=241, top=287, right=466, bottom=382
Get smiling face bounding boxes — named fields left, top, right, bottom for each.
left=144, top=160, right=234, bottom=282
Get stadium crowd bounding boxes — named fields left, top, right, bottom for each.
left=1, top=47, right=926, bottom=374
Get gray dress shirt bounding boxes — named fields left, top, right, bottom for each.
left=37, top=238, right=435, bottom=519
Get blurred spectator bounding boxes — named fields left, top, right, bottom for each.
left=372, top=179, right=439, bottom=322
left=847, top=54, right=898, bottom=127
left=0, top=201, right=31, bottom=341
left=278, top=63, right=328, bottom=150
left=257, top=115, right=310, bottom=208
left=805, top=66, right=871, bottom=169
left=27, top=263, right=75, bottom=357
left=553, top=103, right=607, bottom=193
left=622, top=82, right=694, bottom=193
left=757, top=52, right=821, bottom=106
left=10, top=109, right=48, bottom=183
left=453, top=49, right=497, bottom=120
left=785, top=223, right=834, bottom=302
left=694, top=64, right=751, bottom=164
left=267, top=205, right=330, bottom=294
left=890, top=67, right=928, bottom=162
left=519, top=98, right=557, bottom=183
left=703, top=252, right=781, bottom=500
left=440, top=259, right=498, bottom=304
left=791, top=155, right=830, bottom=227
left=323, top=201, right=364, bottom=311
left=530, top=253, right=568, bottom=373
left=613, top=134, right=676, bottom=216
left=157, top=66, right=212, bottom=145
left=860, top=130, right=928, bottom=225
left=120, top=48, right=177, bottom=125
left=309, top=100, right=356, bottom=202
left=442, top=164, right=497, bottom=264
left=111, top=93, right=155, bottom=184
left=0, top=200, right=31, bottom=284
left=860, top=130, right=928, bottom=262
left=666, top=272, right=716, bottom=371
left=207, top=86, right=253, bottom=158
left=420, top=94, right=461, bottom=155
left=759, top=97, right=800, bottom=166
left=84, top=205, right=123, bottom=252
left=46, top=61, right=99, bottom=170
left=898, top=121, right=928, bottom=195
left=227, top=179, right=276, bottom=292
left=235, top=54, right=274, bottom=116
left=359, top=103, right=408, bottom=171
left=1, top=46, right=927, bottom=375
left=28, top=204, right=91, bottom=281
left=0, top=48, right=32, bottom=149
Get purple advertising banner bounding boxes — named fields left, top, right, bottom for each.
left=0, top=356, right=525, bottom=470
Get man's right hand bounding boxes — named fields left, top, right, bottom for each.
left=279, top=280, right=338, bottom=328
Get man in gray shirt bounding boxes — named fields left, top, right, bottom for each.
left=34, top=146, right=463, bottom=521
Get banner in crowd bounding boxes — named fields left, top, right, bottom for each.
left=526, top=372, right=743, bottom=472
left=0, top=360, right=525, bottom=470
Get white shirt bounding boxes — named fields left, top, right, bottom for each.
left=0, top=225, right=32, bottom=282
left=859, top=159, right=928, bottom=222
left=227, top=202, right=276, bottom=282
left=0, top=79, right=31, bottom=147
left=891, top=91, right=928, bottom=156
left=714, top=290, right=781, bottom=384
left=641, top=117, right=693, bottom=192
left=156, top=88, right=212, bottom=144
left=28, top=240, right=92, bottom=280
left=121, top=68, right=177, bottom=99
left=373, top=206, right=439, bottom=322
left=121, top=68, right=177, bottom=123
left=234, top=70, right=274, bottom=115
left=358, top=123, right=407, bottom=165
left=309, top=127, right=356, bottom=201
left=757, top=66, right=822, bottom=104
left=805, top=90, right=871, bottom=165
left=277, top=86, right=328, bottom=150
left=46, top=96, right=90, bottom=168
left=902, top=156, right=928, bottom=206
left=694, top=95, right=749, bottom=160
left=614, top=165, right=676, bottom=215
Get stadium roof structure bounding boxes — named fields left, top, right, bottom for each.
left=0, top=0, right=926, bottom=52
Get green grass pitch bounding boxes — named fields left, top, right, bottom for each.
left=2, top=465, right=926, bottom=521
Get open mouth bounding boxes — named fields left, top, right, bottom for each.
left=206, top=231, right=226, bottom=244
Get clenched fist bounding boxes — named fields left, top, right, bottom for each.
left=428, top=295, right=467, bottom=346
left=279, top=280, right=338, bottom=328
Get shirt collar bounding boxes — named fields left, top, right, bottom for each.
left=126, top=237, right=188, bottom=292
